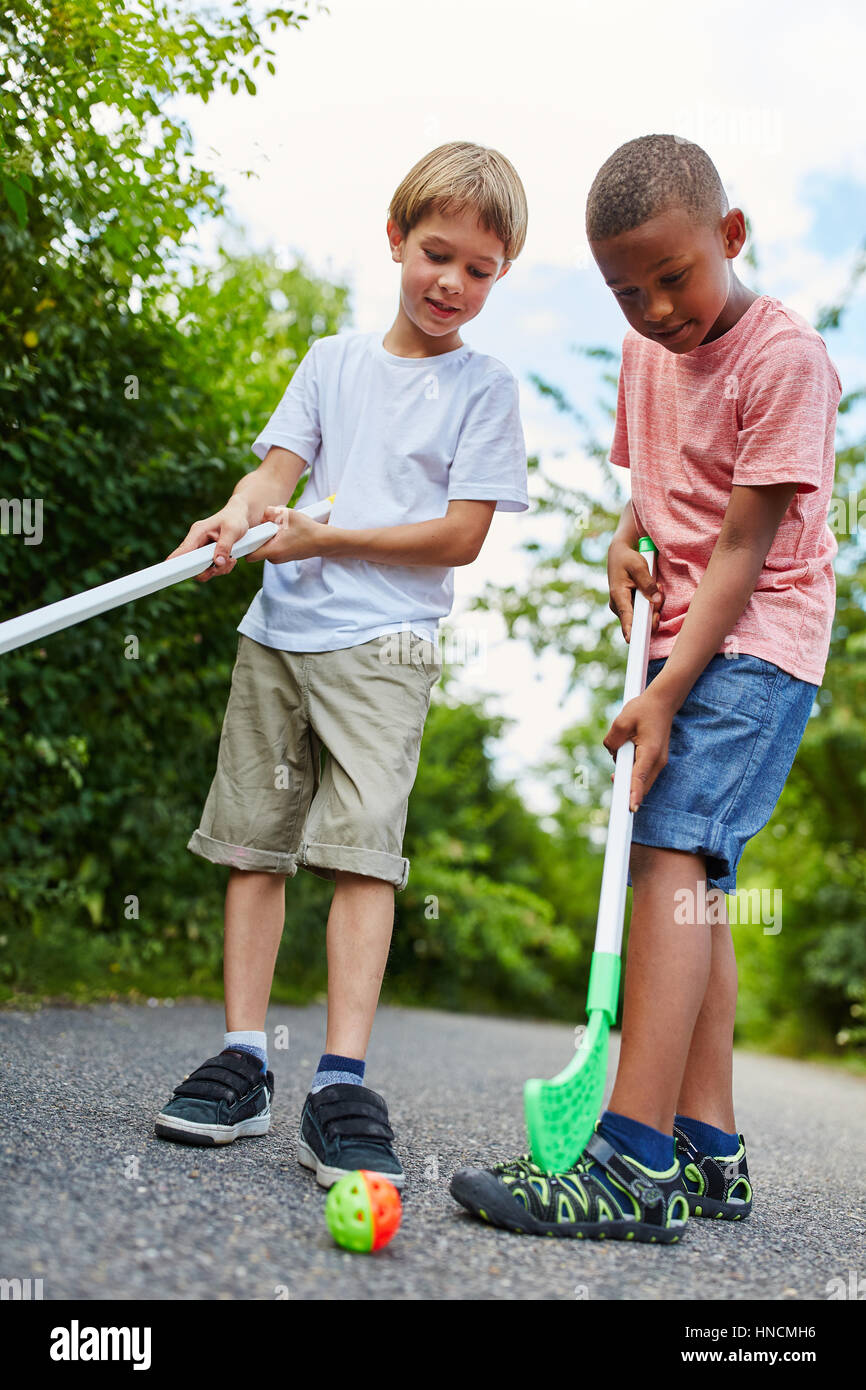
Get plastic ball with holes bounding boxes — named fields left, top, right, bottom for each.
left=325, top=1170, right=402, bottom=1252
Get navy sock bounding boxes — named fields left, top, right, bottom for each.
left=675, top=1112, right=740, bottom=1157
left=585, top=1110, right=675, bottom=1207
left=311, top=1053, right=365, bottom=1093
left=597, top=1110, right=675, bottom=1170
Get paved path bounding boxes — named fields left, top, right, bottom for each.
left=2, top=1002, right=864, bottom=1300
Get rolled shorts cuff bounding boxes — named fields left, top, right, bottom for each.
left=187, top=829, right=300, bottom=876
left=628, top=804, right=741, bottom=895
left=299, top=839, right=410, bottom=891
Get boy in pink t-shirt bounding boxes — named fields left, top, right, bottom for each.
left=451, top=134, right=841, bottom=1243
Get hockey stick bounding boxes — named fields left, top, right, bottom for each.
left=0, top=495, right=335, bottom=657
left=523, top=535, right=658, bottom=1171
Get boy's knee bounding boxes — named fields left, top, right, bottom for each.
left=629, top=842, right=658, bottom=881
left=334, top=869, right=394, bottom=887
left=228, top=866, right=288, bottom=883
left=630, top=843, right=706, bottom=881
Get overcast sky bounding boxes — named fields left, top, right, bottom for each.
left=177, top=0, right=866, bottom=812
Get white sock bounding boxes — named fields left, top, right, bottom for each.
left=224, top=1030, right=268, bottom=1071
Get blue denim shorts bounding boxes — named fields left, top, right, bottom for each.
left=626, top=652, right=818, bottom=894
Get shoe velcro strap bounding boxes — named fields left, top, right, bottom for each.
left=316, top=1096, right=389, bottom=1123
left=313, top=1086, right=388, bottom=1117
left=316, top=1102, right=394, bottom=1137
left=584, top=1133, right=664, bottom=1209
left=173, top=1053, right=262, bottom=1103
left=312, top=1083, right=386, bottom=1106
left=173, top=1076, right=252, bottom=1102
left=326, top=1117, right=394, bottom=1141
left=215, top=1050, right=266, bottom=1083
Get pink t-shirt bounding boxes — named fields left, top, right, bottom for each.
left=609, top=295, right=841, bottom=685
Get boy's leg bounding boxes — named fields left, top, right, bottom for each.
left=293, top=637, right=437, bottom=1186
left=324, top=870, right=395, bottom=1059
left=668, top=900, right=753, bottom=1220
left=297, top=869, right=404, bottom=1187
left=224, top=868, right=288, bottom=1031
left=449, top=842, right=708, bottom=1239
left=158, top=636, right=306, bottom=1145
left=675, top=899, right=737, bottom=1132
left=154, top=865, right=284, bottom=1145
left=223, top=864, right=396, bottom=1056
left=607, top=843, right=715, bottom=1134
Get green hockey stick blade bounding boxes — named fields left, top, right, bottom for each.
left=524, top=1009, right=612, bottom=1171
left=522, top=544, right=656, bottom=1171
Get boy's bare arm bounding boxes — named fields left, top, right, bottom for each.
left=229, top=447, right=309, bottom=526
left=645, top=480, right=800, bottom=714
left=613, top=499, right=641, bottom=548
left=323, top=499, right=496, bottom=566
left=165, top=446, right=308, bottom=576
left=255, top=498, right=498, bottom=569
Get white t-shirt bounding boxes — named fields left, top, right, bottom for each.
left=237, top=330, right=529, bottom=653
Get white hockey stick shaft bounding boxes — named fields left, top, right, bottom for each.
left=0, top=495, right=335, bottom=657
left=594, top=545, right=657, bottom=956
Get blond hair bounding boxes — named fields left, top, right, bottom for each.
left=389, top=142, right=528, bottom=262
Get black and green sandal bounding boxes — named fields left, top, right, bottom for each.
left=450, top=1130, right=690, bottom=1244
left=673, top=1123, right=753, bottom=1220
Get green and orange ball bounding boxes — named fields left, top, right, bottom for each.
left=325, top=1170, right=402, bottom=1252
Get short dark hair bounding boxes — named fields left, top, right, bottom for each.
left=586, top=134, right=728, bottom=242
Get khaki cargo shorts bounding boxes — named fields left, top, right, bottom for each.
left=187, top=630, right=441, bottom=890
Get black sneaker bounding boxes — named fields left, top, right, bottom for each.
left=673, top=1122, right=753, bottom=1219
left=297, top=1083, right=405, bottom=1189
left=449, top=1130, right=689, bottom=1243
left=154, top=1049, right=273, bottom=1146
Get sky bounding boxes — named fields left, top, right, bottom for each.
left=174, top=0, right=866, bottom=812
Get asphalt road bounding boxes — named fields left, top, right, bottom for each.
left=2, top=1001, right=864, bottom=1301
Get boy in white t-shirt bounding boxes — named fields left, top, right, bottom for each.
left=153, top=143, right=529, bottom=1187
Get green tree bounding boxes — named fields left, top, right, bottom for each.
left=0, top=0, right=348, bottom=997
left=0, top=244, right=348, bottom=996
left=392, top=689, right=587, bottom=1017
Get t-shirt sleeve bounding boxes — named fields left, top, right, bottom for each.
left=447, top=369, right=529, bottom=512
left=609, top=363, right=630, bottom=469
left=733, top=335, right=841, bottom=493
left=250, top=340, right=321, bottom=465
